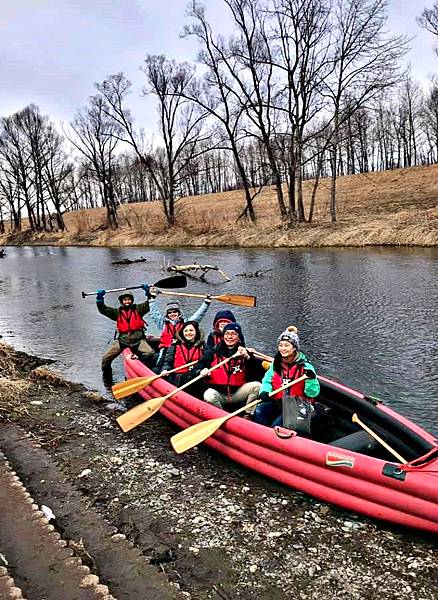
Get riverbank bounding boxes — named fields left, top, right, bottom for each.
left=2, top=164, right=438, bottom=248
left=0, top=341, right=436, bottom=599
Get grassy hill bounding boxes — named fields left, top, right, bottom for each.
left=2, top=164, right=438, bottom=248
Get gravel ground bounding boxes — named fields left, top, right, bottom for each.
left=0, top=343, right=436, bottom=600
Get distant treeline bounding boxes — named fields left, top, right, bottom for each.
left=1, top=0, right=438, bottom=234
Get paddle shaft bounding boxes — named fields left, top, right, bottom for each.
left=112, top=359, right=198, bottom=397
left=352, top=413, right=407, bottom=464
left=81, top=274, right=187, bottom=298
left=116, top=351, right=240, bottom=432
left=160, top=351, right=241, bottom=401
left=158, top=290, right=256, bottom=307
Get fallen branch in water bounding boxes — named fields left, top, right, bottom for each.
left=165, top=262, right=231, bottom=282
left=236, top=269, right=272, bottom=278
left=112, top=257, right=147, bottom=266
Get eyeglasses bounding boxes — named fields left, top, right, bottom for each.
left=224, top=331, right=239, bottom=337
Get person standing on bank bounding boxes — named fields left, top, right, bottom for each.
left=253, top=326, right=320, bottom=435
left=96, top=284, right=154, bottom=377
left=197, top=322, right=261, bottom=412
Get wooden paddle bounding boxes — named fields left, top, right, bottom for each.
left=352, top=413, right=407, bottom=464
left=81, top=274, right=187, bottom=298
left=158, top=290, right=256, bottom=308
left=171, top=374, right=308, bottom=454
left=111, top=360, right=199, bottom=399
left=116, top=352, right=240, bottom=433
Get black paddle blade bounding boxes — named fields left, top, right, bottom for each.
left=153, top=274, right=187, bottom=289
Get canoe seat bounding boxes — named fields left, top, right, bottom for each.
left=330, top=430, right=377, bottom=454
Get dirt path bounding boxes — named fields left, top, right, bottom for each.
left=0, top=343, right=437, bottom=599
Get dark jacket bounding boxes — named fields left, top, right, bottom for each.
left=97, top=299, right=150, bottom=347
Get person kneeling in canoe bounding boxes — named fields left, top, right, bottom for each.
left=160, top=321, right=205, bottom=388
left=197, top=322, right=261, bottom=413
left=96, top=285, right=155, bottom=378
left=253, top=326, right=320, bottom=435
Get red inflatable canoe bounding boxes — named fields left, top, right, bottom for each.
left=123, top=350, right=438, bottom=534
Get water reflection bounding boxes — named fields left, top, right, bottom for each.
left=0, top=245, right=437, bottom=435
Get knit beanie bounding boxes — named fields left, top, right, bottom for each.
left=222, top=322, right=244, bottom=344
left=166, top=301, right=182, bottom=315
left=277, top=325, right=300, bottom=350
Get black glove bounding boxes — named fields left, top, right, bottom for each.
left=304, top=368, right=317, bottom=379
left=258, top=391, right=270, bottom=403
left=205, top=294, right=212, bottom=304
left=96, top=289, right=106, bottom=302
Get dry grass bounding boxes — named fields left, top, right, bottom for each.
left=29, top=366, right=68, bottom=387
left=2, top=164, right=438, bottom=247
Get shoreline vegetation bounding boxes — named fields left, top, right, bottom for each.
left=2, top=164, right=438, bottom=249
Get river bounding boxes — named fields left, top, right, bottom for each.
left=0, top=245, right=437, bottom=435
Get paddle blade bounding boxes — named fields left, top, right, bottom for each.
left=112, top=375, right=158, bottom=399
left=171, top=416, right=227, bottom=454
left=214, top=293, right=256, bottom=307
left=154, top=274, right=187, bottom=289
left=116, top=397, right=166, bottom=432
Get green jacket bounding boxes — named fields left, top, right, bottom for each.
left=97, top=299, right=150, bottom=347
left=260, top=351, right=320, bottom=398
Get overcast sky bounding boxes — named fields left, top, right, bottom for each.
left=1, top=0, right=437, bottom=134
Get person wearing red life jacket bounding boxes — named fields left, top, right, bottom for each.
left=205, top=309, right=236, bottom=349
left=96, top=284, right=154, bottom=377
left=148, top=292, right=211, bottom=370
left=196, top=322, right=261, bottom=413
left=253, top=326, right=320, bottom=435
left=160, top=321, right=205, bottom=388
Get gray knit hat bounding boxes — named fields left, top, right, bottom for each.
left=166, top=301, right=182, bottom=315
left=277, top=326, right=300, bottom=349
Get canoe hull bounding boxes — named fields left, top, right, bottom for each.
left=123, top=352, right=438, bottom=534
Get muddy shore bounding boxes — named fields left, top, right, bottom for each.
left=0, top=342, right=436, bottom=599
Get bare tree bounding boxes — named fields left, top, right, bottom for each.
left=213, top=0, right=288, bottom=218
left=418, top=3, right=438, bottom=54
left=325, top=0, right=409, bottom=221
left=68, top=95, right=121, bottom=229
left=183, top=0, right=264, bottom=222
left=270, top=0, right=333, bottom=222
left=96, top=65, right=209, bottom=227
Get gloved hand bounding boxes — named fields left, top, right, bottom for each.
left=304, top=368, right=317, bottom=379
left=258, top=391, right=271, bottom=403
left=141, top=283, right=151, bottom=297
left=96, top=289, right=106, bottom=301
left=205, top=294, right=212, bottom=304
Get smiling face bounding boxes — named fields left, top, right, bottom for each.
left=167, top=309, right=180, bottom=320
left=278, top=340, right=297, bottom=360
left=121, top=296, right=133, bottom=307
left=182, top=324, right=197, bottom=342
left=217, top=319, right=231, bottom=332
left=223, top=329, right=240, bottom=347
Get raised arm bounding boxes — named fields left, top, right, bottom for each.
left=188, top=296, right=211, bottom=323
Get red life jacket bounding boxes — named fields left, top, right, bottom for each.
left=173, top=343, right=204, bottom=372
left=159, top=320, right=184, bottom=349
left=208, top=352, right=247, bottom=389
left=271, top=362, right=306, bottom=400
left=116, top=307, right=145, bottom=334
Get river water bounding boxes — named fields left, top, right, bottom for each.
left=0, top=245, right=437, bottom=436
